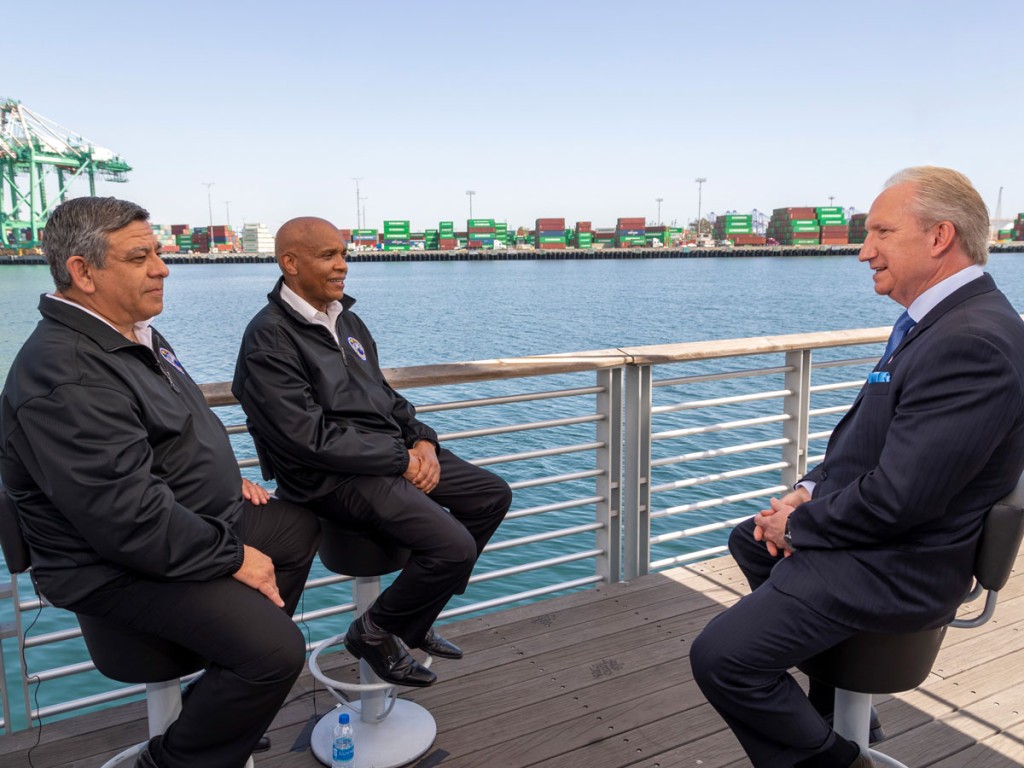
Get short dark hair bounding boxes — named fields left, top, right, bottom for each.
left=42, top=197, right=150, bottom=291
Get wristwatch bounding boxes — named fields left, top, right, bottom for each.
left=784, top=517, right=794, bottom=550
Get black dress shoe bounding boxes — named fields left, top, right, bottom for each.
left=254, top=734, right=271, bottom=752
left=824, top=706, right=886, bottom=745
left=345, top=615, right=436, bottom=687
left=415, top=628, right=463, bottom=660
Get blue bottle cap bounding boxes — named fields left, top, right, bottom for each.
left=339, top=713, right=350, bottom=724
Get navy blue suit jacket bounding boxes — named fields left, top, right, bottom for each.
left=771, top=273, right=1024, bottom=632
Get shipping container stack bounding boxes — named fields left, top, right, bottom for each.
left=466, top=218, right=497, bottom=249
left=1012, top=213, right=1024, bottom=242
left=535, top=218, right=567, bottom=250
left=424, top=229, right=439, bottom=249
left=382, top=220, right=411, bottom=251
left=438, top=221, right=456, bottom=250
left=767, top=208, right=820, bottom=245
left=816, top=207, right=849, bottom=245
left=209, top=225, right=238, bottom=253
left=169, top=224, right=191, bottom=253
left=644, top=225, right=670, bottom=246
left=190, top=227, right=210, bottom=253
left=616, top=217, right=645, bottom=248
left=351, top=229, right=378, bottom=250
left=592, top=229, right=616, bottom=249
left=151, top=224, right=180, bottom=254
left=574, top=221, right=594, bottom=248
left=494, top=221, right=510, bottom=246
left=711, top=214, right=765, bottom=245
left=847, top=213, right=868, bottom=245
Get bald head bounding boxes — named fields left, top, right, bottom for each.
left=275, top=217, right=341, bottom=261
left=275, top=216, right=349, bottom=311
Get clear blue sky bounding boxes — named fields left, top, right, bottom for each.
left=7, top=0, right=1022, bottom=233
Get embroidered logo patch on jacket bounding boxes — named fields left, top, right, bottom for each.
left=347, top=336, right=367, bottom=361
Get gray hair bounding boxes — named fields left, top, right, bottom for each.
left=42, top=197, right=150, bottom=291
left=885, top=166, right=990, bottom=266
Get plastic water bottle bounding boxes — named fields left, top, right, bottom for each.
left=332, top=711, right=354, bottom=767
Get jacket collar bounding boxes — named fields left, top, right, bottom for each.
left=267, top=276, right=356, bottom=321
left=38, top=294, right=148, bottom=353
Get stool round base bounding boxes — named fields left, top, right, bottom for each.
left=311, top=702, right=436, bottom=768
left=101, top=743, right=254, bottom=768
left=867, top=748, right=907, bottom=767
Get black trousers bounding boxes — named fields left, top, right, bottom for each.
left=67, top=499, right=320, bottom=768
left=689, top=518, right=859, bottom=768
left=309, top=448, right=511, bottom=646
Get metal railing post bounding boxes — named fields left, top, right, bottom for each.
left=595, top=368, right=623, bottom=584
left=622, top=363, right=652, bottom=580
left=781, top=349, right=812, bottom=489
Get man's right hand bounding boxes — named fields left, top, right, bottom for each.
left=233, top=544, right=284, bottom=608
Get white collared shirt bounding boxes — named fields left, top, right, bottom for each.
left=278, top=283, right=344, bottom=347
left=46, top=293, right=155, bottom=348
left=906, top=265, right=984, bottom=323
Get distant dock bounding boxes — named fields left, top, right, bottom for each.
left=3, top=243, right=1023, bottom=265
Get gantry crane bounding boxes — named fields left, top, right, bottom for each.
left=0, top=98, right=131, bottom=249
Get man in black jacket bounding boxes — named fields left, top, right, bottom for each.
left=232, top=216, right=512, bottom=687
left=0, top=197, right=321, bottom=768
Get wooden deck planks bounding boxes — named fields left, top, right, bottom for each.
left=2, top=551, right=1024, bottom=767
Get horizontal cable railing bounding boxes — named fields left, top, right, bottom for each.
left=0, top=326, right=889, bottom=732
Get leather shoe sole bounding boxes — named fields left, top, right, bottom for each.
left=345, top=621, right=436, bottom=687
left=416, top=628, right=463, bottom=660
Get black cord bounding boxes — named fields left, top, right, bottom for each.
left=20, top=600, right=44, bottom=768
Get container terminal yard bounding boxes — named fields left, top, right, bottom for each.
left=3, top=97, right=1024, bottom=261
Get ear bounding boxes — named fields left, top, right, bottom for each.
left=930, top=221, right=956, bottom=255
left=279, top=251, right=299, bottom=276
left=65, top=255, right=98, bottom=294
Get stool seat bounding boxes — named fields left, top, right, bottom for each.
left=78, top=613, right=206, bottom=684
left=309, top=519, right=436, bottom=768
left=317, top=518, right=410, bottom=576
left=798, top=626, right=946, bottom=695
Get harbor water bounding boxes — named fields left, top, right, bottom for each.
left=2, top=253, right=1024, bottom=721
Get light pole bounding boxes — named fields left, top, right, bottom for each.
left=695, top=177, right=707, bottom=240
left=466, top=190, right=476, bottom=220
left=351, top=177, right=364, bottom=229
left=655, top=197, right=664, bottom=225
left=203, top=182, right=215, bottom=252
left=828, top=195, right=835, bottom=206
left=225, top=201, right=231, bottom=229
left=359, top=196, right=368, bottom=231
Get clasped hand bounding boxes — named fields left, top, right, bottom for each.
left=404, top=440, right=441, bottom=493
left=753, top=487, right=810, bottom=558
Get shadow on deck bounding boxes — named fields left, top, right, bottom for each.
left=3, top=551, right=1024, bottom=767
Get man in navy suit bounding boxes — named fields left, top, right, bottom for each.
left=690, top=167, right=1024, bottom=768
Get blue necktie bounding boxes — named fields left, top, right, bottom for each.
left=879, top=311, right=916, bottom=366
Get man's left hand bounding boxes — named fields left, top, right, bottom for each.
left=404, top=440, right=441, bottom=494
left=242, top=478, right=271, bottom=506
left=754, top=497, right=795, bottom=557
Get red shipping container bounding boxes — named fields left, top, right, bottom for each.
left=538, top=242, right=566, bottom=250
left=617, top=217, right=645, bottom=227
left=575, top=221, right=593, bottom=232
left=468, top=226, right=496, bottom=234
left=171, top=224, right=190, bottom=235
left=535, top=218, right=566, bottom=229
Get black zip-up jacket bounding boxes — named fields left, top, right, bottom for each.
left=232, top=278, right=438, bottom=504
left=0, top=297, right=244, bottom=606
